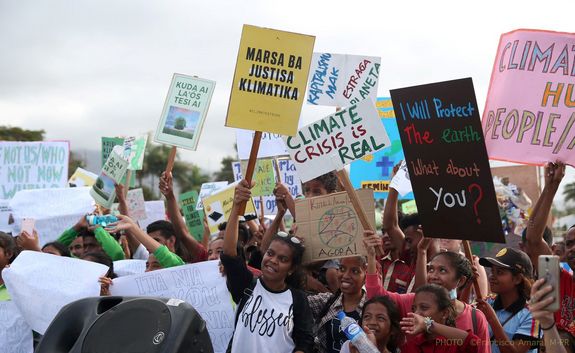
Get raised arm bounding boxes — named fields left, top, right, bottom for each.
left=525, top=162, right=565, bottom=270
left=383, top=187, right=405, bottom=256
left=114, top=183, right=140, bottom=257
left=224, top=179, right=252, bottom=257
left=260, top=187, right=287, bottom=253
left=160, top=172, right=207, bottom=262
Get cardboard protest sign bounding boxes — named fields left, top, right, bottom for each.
left=226, top=24, right=315, bottom=136
left=196, top=182, right=228, bottom=210
left=10, top=187, right=94, bottom=245
left=295, top=189, right=374, bottom=263
left=179, top=191, right=205, bottom=241
left=101, top=137, right=136, bottom=186
left=202, top=182, right=257, bottom=234
left=232, top=158, right=302, bottom=215
left=390, top=78, right=504, bottom=243
left=0, top=301, right=34, bottom=353
left=307, top=53, right=381, bottom=107
left=110, top=261, right=234, bottom=353
left=155, top=74, right=215, bottom=150
left=285, top=99, right=390, bottom=182
left=126, top=188, right=147, bottom=221
left=236, top=129, right=288, bottom=159
left=0, top=141, right=69, bottom=199
left=350, top=97, right=413, bottom=199
left=483, top=29, right=575, bottom=166
left=68, top=167, right=98, bottom=187
left=3, top=251, right=107, bottom=334
left=91, top=146, right=129, bottom=208
left=123, top=135, right=148, bottom=170
left=138, top=201, right=166, bottom=231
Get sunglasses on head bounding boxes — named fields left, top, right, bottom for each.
left=277, top=231, right=301, bottom=244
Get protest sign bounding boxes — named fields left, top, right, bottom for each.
left=483, top=29, right=575, bottom=166
left=68, top=167, right=98, bottom=187
left=3, top=251, right=107, bottom=334
left=350, top=98, right=413, bottom=199
left=295, top=189, right=374, bottom=263
left=390, top=78, right=504, bottom=243
left=285, top=99, right=390, bottom=182
left=123, top=135, right=148, bottom=170
left=226, top=24, right=315, bottom=136
left=126, top=188, right=147, bottom=221
left=101, top=137, right=136, bottom=186
left=10, top=187, right=94, bottom=245
left=0, top=141, right=69, bottom=199
left=0, top=199, right=13, bottom=233
left=388, top=159, right=413, bottom=197
left=202, top=182, right=257, bottom=234
left=138, top=201, right=167, bottom=231
left=307, top=53, right=380, bottom=107
left=236, top=129, right=288, bottom=159
left=179, top=191, right=205, bottom=241
left=196, top=182, right=228, bottom=210
left=234, top=159, right=275, bottom=197
left=0, top=301, right=33, bottom=353
left=155, top=74, right=216, bottom=150
left=232, top=158, right=301, bottom=215
left=401, top=199, right=418, bottom=215
left=91, top=146, right=129, bottom=208
left=110, top=261, right=234, bottom=353
left=113, top=259, right=146, bottom=277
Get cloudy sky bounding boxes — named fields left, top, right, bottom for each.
left=1, top=0, right=574, bottom=201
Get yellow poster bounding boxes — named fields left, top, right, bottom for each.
left=202, top=182, right=257, bottom=234
left=226, top=24, right=315, bottom=136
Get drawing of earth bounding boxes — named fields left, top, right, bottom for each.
left=318, top=206, right=358, bottom=248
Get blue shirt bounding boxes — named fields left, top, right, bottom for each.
left=487, top=296, right=540, bottom=353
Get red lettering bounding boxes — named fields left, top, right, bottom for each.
left=403, top=123, right=434, bottom=144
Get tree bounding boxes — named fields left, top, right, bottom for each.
left=174, top=117, right=186, bottom=130
left=0, top=126, right=44, bottom=141
left=213, top=156, right=236, bottom=183
left=565, top=182, right=575, bottom=204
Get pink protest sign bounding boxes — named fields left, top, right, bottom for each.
left=482, top=29, right=575, bottom=166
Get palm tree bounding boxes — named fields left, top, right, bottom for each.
left=565, top=182, right=575, bottom=204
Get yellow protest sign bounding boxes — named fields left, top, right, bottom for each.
left=226, top=24, right=315, bottom=136
left=202, top=182, right=257, bottom=234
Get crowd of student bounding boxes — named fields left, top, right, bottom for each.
left=0, top=162, right=573, bottom=353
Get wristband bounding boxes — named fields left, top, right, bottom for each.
left=541, top=321, right=556, bottom=331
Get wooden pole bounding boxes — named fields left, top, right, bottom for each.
left=259, top=196, right=265, bottom=225
left=123, top=169, right=132, bottom=197
left=462, top=240, right=482, bottom=299
left=165, top=146, right=177, bottom=175
left=238, top=131, right=263, bottom=215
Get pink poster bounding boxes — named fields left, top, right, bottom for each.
left=482, top=29, right=575, bottom=166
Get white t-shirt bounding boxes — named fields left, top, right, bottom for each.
left=132, top=244, right=149, bottom=260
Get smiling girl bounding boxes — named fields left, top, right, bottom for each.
left=221, top=180, right=314, bottom=353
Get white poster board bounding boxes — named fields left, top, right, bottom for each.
left=285, top=99, right=390, bottom=182
left=137, top=201, right=167, bottom=231
left=127, top=188, right=147, bottom=221
left=110, top=261, right=234, bottom=353
left=0, top=199, right=13, bottom=233
left=9, top=187, right=94, bottom=245
left=113, top=259, right=147, bottom=277
left=3, top=251, right=108, bottom=334
left=0, top=301, right=34, bottom=353
left=307, top=53, right=381, bottom=107
left=0, top=141, right=70, bottom=199
left=236, top=129, right=288, bottom=160
left=196, top=182, right=228, bottom=210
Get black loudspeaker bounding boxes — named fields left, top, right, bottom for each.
left=35, top=296, right=214, bottom=353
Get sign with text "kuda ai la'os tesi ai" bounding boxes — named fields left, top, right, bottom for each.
left=284, top=99, right=390, bottom=183
left=226, top=25, right=315, bottom=136
left=390, top=78, right=504, bottom=243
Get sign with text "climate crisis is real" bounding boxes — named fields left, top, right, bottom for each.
left=390, top=78, right=504, bottom=243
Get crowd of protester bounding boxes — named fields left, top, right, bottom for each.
left=0, top=162, right=573, bottom=353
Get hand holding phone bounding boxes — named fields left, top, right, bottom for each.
left=22, top=218, right=35, bottom=236
left=537, top=255, right=560, bottom=312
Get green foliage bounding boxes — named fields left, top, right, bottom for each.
left=68, top=151, right=86, bottom=179
left=564, top=182, right=575, bottom=204
left=213, top=156, right=236, bottom=183
left=0, top=126, right=45, bottom=141
left=174, top=117, right=186, bottom=130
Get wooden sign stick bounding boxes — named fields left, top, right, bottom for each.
left=238, top=131, right=263, bottom=215
left=273, top=158, right=283, bottom=184
left=336, top=169, right=384, bottom=257
left=259, top=195, right=265, bottom=225
left=462, top=240, right=482, bottom=299
left=123, top=169, right=132, bottom=197
left=165, top=146, right=177, bottom=175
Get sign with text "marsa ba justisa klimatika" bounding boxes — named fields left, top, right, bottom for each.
left=284, top=98, right=390, bottom=182
left=155, top=74, right=216, bottom=150
left=226, top=24, right=315, bottom=136
left=307, top=52, right=380, bottom=107
left=390, top=78, right=504, bottom=243
left=482, top=29, right=575, bottom=167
